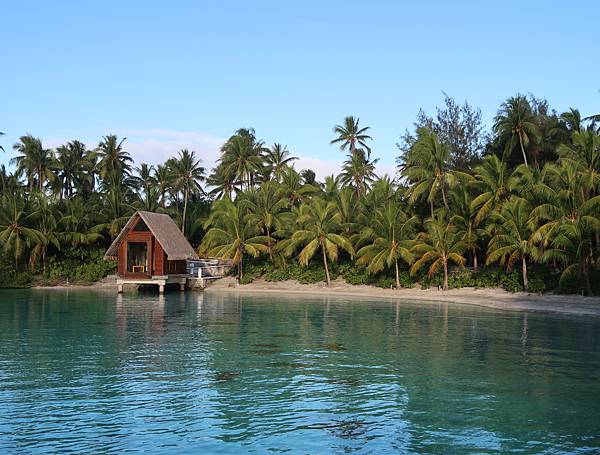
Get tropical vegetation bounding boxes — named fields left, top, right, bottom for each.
left=0, top=94, right=599, bottom=295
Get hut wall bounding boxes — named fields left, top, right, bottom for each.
left=153, top=240, right=165, bottom=276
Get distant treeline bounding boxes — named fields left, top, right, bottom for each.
left=0, top=94, right=598, bottom=294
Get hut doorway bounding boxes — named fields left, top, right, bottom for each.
left=127, top=242, right=148, bottom=274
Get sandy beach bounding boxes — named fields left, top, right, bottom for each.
left=205, top=277, right=600, bottom=317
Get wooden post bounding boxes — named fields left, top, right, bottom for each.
left=179, top=282, right=185, bottom=292
left=118, top=283, right=123, bottom=294
left=159, top=283, right=165, bottom=294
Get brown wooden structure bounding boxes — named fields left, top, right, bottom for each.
left=104, top=211, right=199, bottom=293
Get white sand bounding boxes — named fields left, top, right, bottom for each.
left=205, top=277, right=600, bottom=317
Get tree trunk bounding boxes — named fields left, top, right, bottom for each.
left=238, top=256, right=243, bottom=281
left=518, top=132, right=529, bottom=167
left=266, top=226, right=273, bottom=261
left=182, top=187, right=189, bottom=236
left=42, top=247, right=47, bottom=276
left=395, top=259, right=400, bottom=289
left=430, top=199, right=434, bottom=218
left=522, top=256, right=529, bottom=292
left=441, top=183, right=449, bottom=210
left=443, top=259, right=449, bottom=291
left=473, top=249, right=478, bottom=269
left=321, top=241, right=331, bottom=286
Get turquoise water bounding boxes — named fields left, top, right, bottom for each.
left=0, top=290, right=599, bottom=454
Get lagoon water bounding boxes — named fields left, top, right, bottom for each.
left=0, top=289, right=599, bottom=454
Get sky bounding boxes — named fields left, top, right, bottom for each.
left=1, top=0, right=599, bottom=178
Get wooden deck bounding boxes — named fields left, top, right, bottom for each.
left=117, top=274, right=188, bottom=294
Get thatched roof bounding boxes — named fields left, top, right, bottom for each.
left=104, top=211, right=199, bottom=261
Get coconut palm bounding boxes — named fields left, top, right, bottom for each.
left=220, top=128, right=265, bottom=190
left=54, top=140, right=93, bottom=199
left=557, top=129, right=600, bottom=196
left=531, top=161, right=600, bottom=295
left=401, top=130, right=465, bottom=216
left=330, top=116, right=373, bottom=155
left=0, top=131, right=5, bottom=152
left=264, top=143, right=297, bottom=181
left=11, top=135, right=55, bottom=192
left=339, top=148, right=379, bottom=198
left=29, top=194, right=62, bottom=274
left=451, top=185, right=485, bottom=268
left=200, top=198, right=270, bottom=280
left=153, top=164, right=173, bottom=207
left=279, top=167, right=315, bottom=206
left=280, top=198, right=353, bottom=286
left=169, top=149, right=205, bottom=236
left=356, top=200, right=418, bottom=288
left=244, top=181, right=288, bottom=260
left=411, top=214, right=466, bottom=291
left=470, top=154, right=512, bottom=225
left=486, top=197, right=538, bottom=291
left=493, top=95, right=540, bottom=167
left=0, top=196, right=43, bottom=267
left=96, top=135, right=132, bottom=188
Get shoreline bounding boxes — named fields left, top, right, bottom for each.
left=205, top=278, right=600, bottom=317
left=22, top=277, right=600, bottom=317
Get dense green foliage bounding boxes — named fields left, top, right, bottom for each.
left=1, top=94, right=599, bottom=294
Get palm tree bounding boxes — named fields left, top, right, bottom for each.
left=169, top=149, right=205, bottom=236
left=486, top=197, right=538, bottom=292
left=557, top=129, right=600, bottom=196
left=0, top=131, right=5, bottom=152
left=54, top=140, right=93, bottom=199
left=30, top=193, right=61, bottom=274
left=560, top=108, right=583, bottom=133
left=219, top=128, right=265, bottom=190
left=153, top=164, right=172, bottom=207
left=339, top=148, right=379, bottom=198
left=356, top=200, right=418, bottom=288
left=0, top=196, right=43, bottom=268
left=264, top=143, right=297, bottom=181
left=200, top=198, right=270, bottom=280
left=330, top=116, right=373, bottom=155
left=11, top=135, right=55, bottom=192
left=493, top=95, right=540, bottom=167
left=470, top=155, right=512, bottom=225
left=531, top=161, right=600, bottom=295
left=411, top=214, right=466, bottom=291
left=279, top=167, right=315, bottom=206
left=401, top=130, right=465, bottom=216
left=244, top=181, right=288, bottom=260
left=96, top=135, right=132, bottom=188
left=280, top=198, right=353, bottom=286
left=451, top=185, right=485, bottom=268
left=207, top=165, right=240, bottom=200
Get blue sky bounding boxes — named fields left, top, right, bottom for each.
left=1, top=0, right=599, bottom=176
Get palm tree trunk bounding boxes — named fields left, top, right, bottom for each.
left=321, top=242, right=331, bottom=286
left=583, top=258, right=592, bottom=296
left=473, top=249, right=478, bottom=269
left=441, top=183, right=449, bottom=210
left=182, top=187, right=189, bottom=236
left=395, top=259, right=400, bottom=289
left=522, top=256, right=528, bottom=292
left=518, top=132, right=529, bottom=167
left=443, top=259, right=449, bottom=291
left=266, top=226, right=273, bottom=261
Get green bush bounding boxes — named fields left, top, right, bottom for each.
left=0, top=253, right=33, bottom=288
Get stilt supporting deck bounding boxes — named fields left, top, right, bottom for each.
left=116, top=275, right=188, bottom=294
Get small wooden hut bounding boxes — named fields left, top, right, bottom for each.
left=104, top=211, right=199, bottom=293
